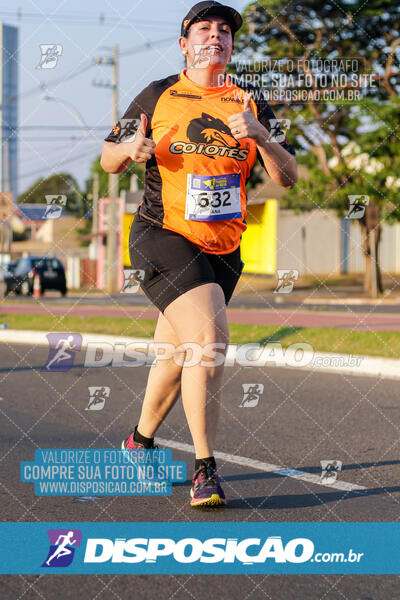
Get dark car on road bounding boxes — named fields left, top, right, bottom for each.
left=0, top=268, right=6, bottom=298
left=4, top=256, right=67, bottom=297
left=4, top=261, right=17, bottom=274
left=0, top=262, right=17, bottom=298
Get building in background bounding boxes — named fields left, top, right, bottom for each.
left=0, top=22, right=18, bottom=200
left=13, top=204, right=68, bottom=239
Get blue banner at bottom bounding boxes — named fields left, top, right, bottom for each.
left=0, top=522, right=398, bottom=574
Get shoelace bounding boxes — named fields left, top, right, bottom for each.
left=127, top=433, right=159, bottom=450
left=194, top=464, right=217, bottom=486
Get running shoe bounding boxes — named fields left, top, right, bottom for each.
left=121, top=431, right=159, bottom=451
left=190, top=462, right=226, bottom=507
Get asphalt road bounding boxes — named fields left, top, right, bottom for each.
left=0, top=342, right=399, bottom=598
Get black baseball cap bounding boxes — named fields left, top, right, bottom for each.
left=181, top=1, right=243, bottom=37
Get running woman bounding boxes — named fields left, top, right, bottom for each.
left=101, top=1, right=297, bottom=507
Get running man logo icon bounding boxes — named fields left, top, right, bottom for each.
left=42, top=333, right=82, bottom=372
left=42, top=529, right=82, bottom=568
left=320, top=460, right=342, bottom=485
left=240, top=383, right=264, bottom=407
left=274, top=269, right=299, bottom=294
left=121, top=269, right=145, bottom=293
left=36, top=44, right=63, bottom=69
left=86, top=386, right=110, bottom=410
left=116, top=118, right=141, bottom=142
left=268, top=118, right=291, bottom=144
left=44, top=194, right=67, bottom=219
left=346, top=195, right=370, bottom=219
left=190, top=45, right=211, bottom=69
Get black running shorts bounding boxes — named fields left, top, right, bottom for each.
left=129, top=212, right=244, bottom=313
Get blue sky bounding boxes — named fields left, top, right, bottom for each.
left=1, top=0, right=249, bottom=195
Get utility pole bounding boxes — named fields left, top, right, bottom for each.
left=369, top=229, right=378, bottom=298
left=0, top=141, right=12, bottom=262
left=93, top=44, right=119, bottom=294
left=92, top=172, right=99, bottom=258
left=107, top=44, right=119, bottom=294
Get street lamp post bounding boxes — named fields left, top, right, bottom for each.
left=42, top=94, right=98, bottom=148
left=42, top=93, right=101, bottom=264
left=107, top=44, right=119, bottom=295
left=93, top=44, right=119, bottom=294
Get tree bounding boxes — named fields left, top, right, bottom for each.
left=236, top=0, right=400, bottom=295
left=16, top=172, right=86, bottom=217
left=84, top=154, right=145, bottom=202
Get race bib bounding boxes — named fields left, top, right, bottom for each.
left=185, top=173, right=241, bottom=221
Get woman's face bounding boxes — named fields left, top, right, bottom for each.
left=180, top=16, right=233, bottom=69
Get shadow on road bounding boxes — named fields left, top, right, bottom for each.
left=258, top=326, right=304, bottom=344
left=227, top=485, right=400, bottom=510
left=293, top=460, right=400, bottom=472
left=221, top=463, right=400, bottom=483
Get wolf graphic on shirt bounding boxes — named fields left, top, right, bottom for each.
left=187, top=112, right=240, bottom=153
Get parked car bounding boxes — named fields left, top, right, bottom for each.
left=0, top=268, right=7, bottom=298
left=5, top=261, right=17, bottom=274
left=0, top=262, right=17, bottom=297
left=5, top=256, right=67, bottom=297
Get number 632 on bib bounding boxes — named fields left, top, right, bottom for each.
left=185, top=173, right=242, bottom=222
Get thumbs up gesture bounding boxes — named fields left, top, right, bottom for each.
left=243, top=92, right=252, bottom=112
left=227, top=92, right=264, bottom=144
left=128, top=113, right=156, bottom=163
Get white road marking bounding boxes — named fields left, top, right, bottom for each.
left=157, top=437, right=366, bottom=492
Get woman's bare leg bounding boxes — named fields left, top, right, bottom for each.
left=136, top=312, right=184, bottom=438
left=163, top=283, right=229, bottom=458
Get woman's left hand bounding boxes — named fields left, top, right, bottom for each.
left=227, top=92, right=267, bottom=145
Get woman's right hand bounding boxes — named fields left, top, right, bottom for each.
left=101, top=113, right=156, bottom=173
left=128, top=113, right=156, bottom=163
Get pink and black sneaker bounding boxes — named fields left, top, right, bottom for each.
left=121, top=430, right=158, bottom=451
left=190, top=462, right=226, bottom=507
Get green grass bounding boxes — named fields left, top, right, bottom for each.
left=229, top=323, right=400, bottom=358
left=1, top=313, right=399, bottom=359
left=0, top=313, right=156, bottom=339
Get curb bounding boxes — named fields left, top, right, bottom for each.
left=0, top=329, right=150, bottom=347
left=1, top=329, right=400, bottom=381
left=276, top=296, right=400, bottom=306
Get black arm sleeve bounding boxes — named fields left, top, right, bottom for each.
left=104, top=74, right=180, bottom=144
left=229, top=76, right=296, bottom=166
left=256, top=98, right=296, bottom=157
left=104, top=86, right=153, bottom=143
